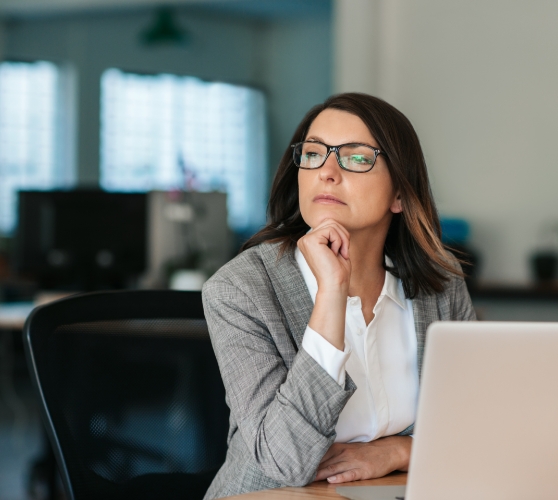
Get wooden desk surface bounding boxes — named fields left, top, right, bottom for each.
left=225, top=472, right=407, bottom=500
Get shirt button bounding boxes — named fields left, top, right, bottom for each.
left=356, top=327, right=364, bottom=335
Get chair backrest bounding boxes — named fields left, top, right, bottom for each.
left=23, top=290, right=229, bottom=500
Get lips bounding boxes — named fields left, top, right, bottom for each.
left=313, top=194, right=346, bottom=205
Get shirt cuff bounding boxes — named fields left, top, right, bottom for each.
left=301, top=326, right=351, bottom=386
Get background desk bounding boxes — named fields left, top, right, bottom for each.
left=0, top=295, right=73, bottom=500
left=0, top=293, right=75, bottom=331
left=469, top=284, right=558, bottom=322
left=0, top=302, right=34, bottom=330
left=226, top=472, right=407, bottom=500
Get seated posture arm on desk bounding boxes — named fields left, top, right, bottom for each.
left=202, top=93, right=476, bottom=500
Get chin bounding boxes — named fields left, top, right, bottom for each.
left=307, top=213, right=348, bottom=229
left=301, top=203, right=353, bottom=228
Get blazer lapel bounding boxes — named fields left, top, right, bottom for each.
left=412, top=291, right=439, bottom=382
left=259, top=242, right=313, bottom=350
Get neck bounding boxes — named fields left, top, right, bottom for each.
left=347, top=223, right=389, bottom=295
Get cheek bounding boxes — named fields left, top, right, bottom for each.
left=297, top=172, right=311, bottom=218
left=297, top=171, right=331, bottom=228
left=297, top=170, right=314, bottom=203
left=352, top=176, right=395, bottom=218
left=297, top=171, right=304, bottom=195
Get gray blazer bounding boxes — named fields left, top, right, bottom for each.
left=202, top=242, right=476, bottom=499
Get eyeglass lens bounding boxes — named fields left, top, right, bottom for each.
left=294, top=142, right=377, bottom=172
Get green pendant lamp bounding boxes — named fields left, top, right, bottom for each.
left=141, top=7, right=189, bottom=47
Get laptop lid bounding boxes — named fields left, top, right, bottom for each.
left=406, top=321, right=558, bottom=500
left=336, top=485, right=406, bottom=500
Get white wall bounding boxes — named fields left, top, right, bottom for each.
left=335, top=0, right=558, bottom=284
left=333, top=0, right=378, bottom=94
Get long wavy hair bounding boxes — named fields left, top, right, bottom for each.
left=242, top=93, right=461, bottom=298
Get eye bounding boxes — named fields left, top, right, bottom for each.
left=349, top=154, right=374, bottom=165
left=302, top=143, right=324, bottom=156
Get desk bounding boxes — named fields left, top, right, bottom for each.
left=225, top=472, right=407, bottom=500
left=0, top=293, right=75, bottom=331
left=0, top=302, right=35, bottom=330
left=469, top=285, right=558, bottom=322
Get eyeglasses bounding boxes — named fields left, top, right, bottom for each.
left=291, top=141, right=384, bottom=173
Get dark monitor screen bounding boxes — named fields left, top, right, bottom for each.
left=15, top=190, right=147, bottom=291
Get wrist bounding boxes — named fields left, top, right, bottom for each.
left=309, top=292, right=347, bottom=351
left=393, top=436, right=412, bottom=471
left=315, top=286, right=349, bottom=302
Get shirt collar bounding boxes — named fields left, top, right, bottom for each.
left=383, top=256, right=407, bottom=310
left=294, top=248, right=407, bottom=310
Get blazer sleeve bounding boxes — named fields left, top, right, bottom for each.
left=202, top=276, right=356, bottom=487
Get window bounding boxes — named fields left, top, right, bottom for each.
left=100, top=69, right=267, bottom=233
left=0, top=61, right=73, bottom=235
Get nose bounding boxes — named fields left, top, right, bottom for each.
left=318, top=150, right=341, bottom=183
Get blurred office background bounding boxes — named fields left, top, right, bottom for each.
left=0, top=0, right=557, bottom=499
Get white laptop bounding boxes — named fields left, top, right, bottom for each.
left=337, top=321, right=558, bottom=500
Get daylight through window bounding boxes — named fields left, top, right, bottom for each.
left=0, top=61, right=66, bottom=234
left=100, top=69, right=267, bottom=233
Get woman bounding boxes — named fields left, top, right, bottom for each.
left=202, top=93, right=475, bottom=499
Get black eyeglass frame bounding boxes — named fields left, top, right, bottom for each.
left=290, top=141, right=385, bottom=173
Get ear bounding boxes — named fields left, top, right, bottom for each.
left=390, top=192, right=403, bottom=214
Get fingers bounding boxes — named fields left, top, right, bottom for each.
left=298, top=218, right=352, bottom=295
left=316, top=439, right=411, bottom=484
left=302, top=218, right=350, bottom=260
left=312, top=218, right=350, bottom=239
left=322, top=226, right=346, bottom=258
left=315, top=459, right=361, bottom=483
left=315, top=460, right=347, bottom=481
left=326, top=469, right=360, bottom=484
left=316, top=444, right=352, bottom=481
left=329, top=232, right=342, bottom=256
left=319, top=443, right=344, bottom=464
left=314, top=219, right=350, bottom=258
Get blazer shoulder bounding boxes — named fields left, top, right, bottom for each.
left=440, top=254, right=469, bottom=294
left=203, top=242, right=281, bottom=297
left=437, top=256, right=476, bottom=321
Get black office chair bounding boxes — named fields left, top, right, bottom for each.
left=23, top=290, right=229, bottom=500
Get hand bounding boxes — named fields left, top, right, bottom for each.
left=315, top=436, right=412, bottom=484
left=297, top=219, right=351, bottom=350
left=297, top=218, right=351, bottom=294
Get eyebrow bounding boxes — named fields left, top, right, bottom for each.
left=305, top=136, right=377, bottom=148
left=306, top=135, right=324, bottom=142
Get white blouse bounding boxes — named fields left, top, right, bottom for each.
left=295, top=248, right=419, bottom=443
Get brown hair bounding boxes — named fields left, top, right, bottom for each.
left=242, top=92, right=462, bottom=298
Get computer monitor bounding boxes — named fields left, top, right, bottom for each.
left=14, top=190, right=147, bottom=291
left=143, top=191, right=232, bottom=288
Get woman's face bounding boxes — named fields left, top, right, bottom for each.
left=298, top=108, right=402, bottom=234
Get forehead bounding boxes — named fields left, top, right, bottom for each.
left=305, top=108, right=377, bottom=146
